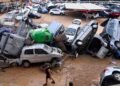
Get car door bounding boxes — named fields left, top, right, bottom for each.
left=54, top=9, right=60, bottom=14
left=23, top=49, right=35, bottom=63
left=34, top=49, right=51, bottom=62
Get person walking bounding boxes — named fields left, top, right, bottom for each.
left=43, top=65, right=55, bottom=86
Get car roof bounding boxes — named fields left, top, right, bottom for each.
left=23, top=44, right=46, bottom=50
left=48, top=21, right=63, bottom=35
left=67, top=24, right=80, bottom=29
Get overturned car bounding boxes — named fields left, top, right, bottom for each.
left=87, top=18, right=120, bottom=59
left=70, top=20, right=98, bottom=57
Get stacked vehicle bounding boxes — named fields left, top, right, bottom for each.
left=87, top=17, right=120, bottom=59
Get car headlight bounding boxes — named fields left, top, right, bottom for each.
left=77, top=41, right=83, bottom=45
left=92, top=24, right=98, bottom=29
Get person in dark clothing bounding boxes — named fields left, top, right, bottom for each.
left=43, top=66, right=55, bottom=86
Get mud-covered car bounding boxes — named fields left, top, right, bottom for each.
left=8, top=44, right=63, bottom=67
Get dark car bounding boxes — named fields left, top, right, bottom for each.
left=100, top=66, right=120, bottom=86
left=0, top=3, right=7, bottom=13
left=87, top=18, right=120, bottom=59
left=102, top=3, right=120, bottom=17
left=38, top=6, right=48, bottom=14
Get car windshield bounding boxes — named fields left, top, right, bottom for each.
left=44, top=45, right=52, bottom=53
left=65, top=28, right=76, bottom=36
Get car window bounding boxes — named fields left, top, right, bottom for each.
left=44, top=45, right=52, bottom=53
left=35, top=49, right=48, bottom=54
left=24, top=49, right=33, bottom=54
left=65, top=28, right=76, bottom=36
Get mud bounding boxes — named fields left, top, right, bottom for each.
left=0, top=14, right=120, bottom=86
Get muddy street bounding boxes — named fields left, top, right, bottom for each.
left=0, top=14, right=120, bottom=86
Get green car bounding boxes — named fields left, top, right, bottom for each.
left=29, top=28, right=53, bottom=43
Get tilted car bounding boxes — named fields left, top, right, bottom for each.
left=65, top=23, right=81, bottom=43
left=8, top=44, right=63, bottom=67
left=100, top=66, right=120, bottom=86
left=71, top=20, right=98, bottom=57
left=87, top=18, right=120, bottom=59
left=49, top=8, right=65, bottom=15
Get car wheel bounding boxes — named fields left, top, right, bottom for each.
left=10, top=62, right=18, bottom=67
left=113, top=72, right=120, bottom=82
left=50, top=12, right=53, bottom=15
left=22, top=61, right=30, bottom=68
left=60, top=13, right=64, bottom=15
left=75, top=51, right=79, bottom=58
left=51, top=58, right=59, bottom=67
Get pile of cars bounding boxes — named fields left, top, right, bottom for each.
left=87, top=17, right=120, bottom=59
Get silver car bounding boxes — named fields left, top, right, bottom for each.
left=100, top=66, right=120, bottom=86
left=9, top=44, right=63, bottom=67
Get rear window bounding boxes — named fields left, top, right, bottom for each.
left=24, top=49, right=33, bottom=54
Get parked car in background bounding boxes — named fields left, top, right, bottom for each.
left=38, top=6, right=48, bottom=14
left=102, top=3, right=120, bottom=17
left=8, top=44, right=63, bottom=67
left=1, top=18, right=15, bottom=27
left=16, top=12, right=25, bottom=21
left=28, top=12, right=41, bottom=19
left=0, top=3, right=8, bottom=13
left=100, top=66, right=120, bottom=86
left=15, top=9, right=27, bottom=21
left=65, top=21, right=81, bottom=43
left=32, top=5, right=39, bottom=12
left=1, top=11, right=17, bottom=26
left=49, top=8, right=65, bottom=15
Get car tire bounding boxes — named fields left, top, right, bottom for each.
left=51, top=58, right=59, bottom=67
left=60, top=13, right=64, bottom=15
left=113, top=72, right=120, bottom=82
left=50, top=12, right=53, bottom=15
left=22, top=61, right=30, bottom=68
left=75, top=51, right=79, bottom=58
left=10, top=62, right=18, bottom=67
